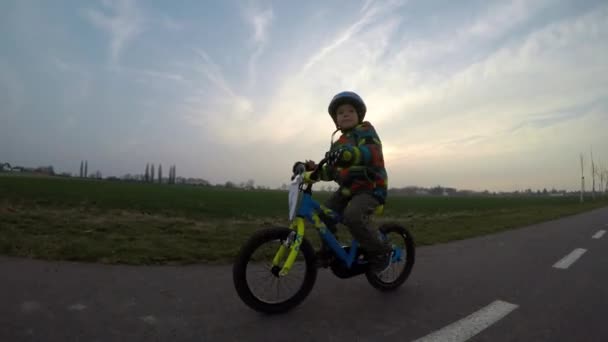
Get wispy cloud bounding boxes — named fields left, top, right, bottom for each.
left=181, top=49, right=255, bottom=141
left=193, top=48, right=237, bottom=97
left=467, top=0, right=550, bottom=40
left=360, top=0, right=375, bottom=13
left=243, top=5, right=274, bottom=87
left=108, top=65, right=186, bottom=83
left=85, top=0, right=144, bottom=64
left=302, top=0, right=405, bottom=72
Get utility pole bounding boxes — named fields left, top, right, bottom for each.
left=591, top=147, right=596, bottom=200
left=605, top=167, right=608, bottom=194
left=599, top=162, right=605, bottom=196
left=580, top=154, right=585, bottom=203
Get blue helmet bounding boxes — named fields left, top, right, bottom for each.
left=328, top=91, right=367, bottom=124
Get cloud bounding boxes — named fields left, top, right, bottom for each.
left=243, top=5, right=274, bottom=87
left=180, top=49, right=255, bottom=141
left=360, top=0, right=376, bottom=14
left=193, top=48, right=238, bottom=97
left=249, top=7, right=273, bottom=45
left=85, top=0, right=144, bottom=64
left=107, top=65, right=186, bottom=83
left=238, top=8, right=406, bottom=146
left=302, top=0, right=405, bottom=72
left=467, top=0, right=550, bottom=40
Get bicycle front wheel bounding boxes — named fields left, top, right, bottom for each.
left=232, top=227, right=317, bottom=314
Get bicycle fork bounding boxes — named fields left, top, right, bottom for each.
left=272, top=218, right=305, bottom=276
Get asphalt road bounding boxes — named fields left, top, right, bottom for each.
left=2, top=207, right=607, bottom=342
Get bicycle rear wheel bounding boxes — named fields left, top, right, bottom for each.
left=365, top=223, right=416, bottom=291
left=233, top=227, right=317, bottom=314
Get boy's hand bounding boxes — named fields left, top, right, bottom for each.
left=292, top=160, right=317, bottom=173
left=326, top=148, right=354, bottom=167
left=303, top=160, right=317, bottom=170
left=292, top=160, right=318, bottom=180
left=303, top=171, right=319, bottom=184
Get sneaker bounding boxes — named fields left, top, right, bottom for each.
left=369, top=250, right=394, bottom=275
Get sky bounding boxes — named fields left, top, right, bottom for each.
left=1, top=0, right=607, bottom=192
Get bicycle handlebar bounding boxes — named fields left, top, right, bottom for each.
left=309, top=158, right=327, bottom=181
left=291, top=157, right=328, bottom=184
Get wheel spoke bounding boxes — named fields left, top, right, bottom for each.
left=248, top=259, right=307, bottom=303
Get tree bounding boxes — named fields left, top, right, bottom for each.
left=158, top=164, right=163, bottom=184
left=84, top=161, right=88, bottom=178
left=169, top=165, right=177, bottom=184
left=150, top=164, right=155, bottom=182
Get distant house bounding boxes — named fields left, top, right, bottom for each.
left=0, top=162, right=11, bottom=172
left=34, top=166, right=55, bottom=176
left=549, top=192, right=565, bottom=197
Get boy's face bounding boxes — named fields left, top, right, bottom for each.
left=336, top=103, right=359, bottom=130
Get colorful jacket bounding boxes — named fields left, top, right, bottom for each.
left=319, top=121, right=388, bottom=203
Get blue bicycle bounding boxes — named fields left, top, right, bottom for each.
left=233, top=158, right=416, bottom=314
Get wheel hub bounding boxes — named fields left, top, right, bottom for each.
left=270, top=265, right=281, bottom=277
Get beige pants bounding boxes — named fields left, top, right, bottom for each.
left=323, top=191, right=391, bottom=256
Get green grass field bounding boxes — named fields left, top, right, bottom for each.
left=1, top=174, right=607, bottom=265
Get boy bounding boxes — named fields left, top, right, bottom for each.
left=299, top=91, right=392, bottom=274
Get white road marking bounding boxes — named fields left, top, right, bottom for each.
left=413, top=300, right=519, bottom=342
left=68, top=303, right=87, bottom=311
left=593, top=230, right=606, bottom=239
left=140, top=315, right=157, bottom=325
left=553, top=248, right=587, bottom=269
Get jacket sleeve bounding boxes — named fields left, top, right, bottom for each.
left=319, top=163, right=333, bottom=181
left=338, top=124, right=383, bottom=168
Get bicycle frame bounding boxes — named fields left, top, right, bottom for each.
left=274, top=175, right=363, bottom=276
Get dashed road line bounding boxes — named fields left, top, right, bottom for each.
left=553, top=248, right=587, bottom=269
left=68, top=303, right=87, bottom=311
left=140, top=315, right=158, bottom=325
left=412, top=300, right=519, bottom=342
left=593, top=230, right=606, bottom=239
